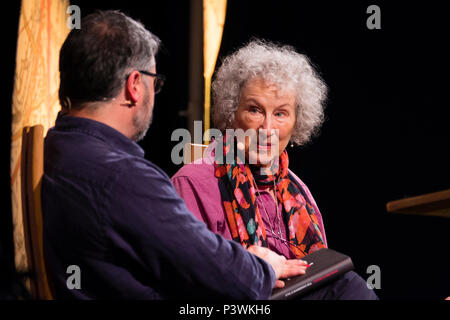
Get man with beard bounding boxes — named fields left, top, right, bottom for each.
left=42, top=10, right=307, bottom=299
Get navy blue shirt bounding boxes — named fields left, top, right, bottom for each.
left=42, top=113, right=275, bottom=299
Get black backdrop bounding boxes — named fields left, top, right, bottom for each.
left=3, top=0, right=449, bottom=300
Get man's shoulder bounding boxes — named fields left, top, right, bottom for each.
left=44, top=129, right=168, bottom=185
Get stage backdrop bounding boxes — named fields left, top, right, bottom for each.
left=10, top=0, right=69, bottom=273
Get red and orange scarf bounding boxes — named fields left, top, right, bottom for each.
left=214, top=135, right=326, bottom=258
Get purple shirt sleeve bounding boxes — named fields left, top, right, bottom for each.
left=172, top=159, right=234, bottom=240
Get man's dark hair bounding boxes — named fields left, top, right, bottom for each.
left=59, top=10, right=160, bottom=110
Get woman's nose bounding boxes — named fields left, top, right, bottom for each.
left=261, top=115, right=272, bottom=130
left=260, top=115, right=277, bottom=134
left=259, top=116, right=278, bottom=140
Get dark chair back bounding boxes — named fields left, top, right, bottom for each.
left=21, top=125, right=53, bottom=299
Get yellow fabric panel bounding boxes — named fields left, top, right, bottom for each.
left=11, top=0, right=69, bottom=273
left=203, top=0, right=227, bottom=79
left=203, top=0, right=227, bottom=142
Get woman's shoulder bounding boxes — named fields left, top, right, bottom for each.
left=171, top=158, right=216, bottom=183
left=287, top=169, right=318, bottom=203
left=171, top=157, right=221, bottom=206
left=172, top=142, right=218, bottom=182
left=287, top=169, right=308, bottom=188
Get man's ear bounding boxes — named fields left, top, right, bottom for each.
left=125, top=71, right=142, bottom=104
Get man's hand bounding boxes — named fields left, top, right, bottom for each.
left=248, top=245, right=308, bottom=288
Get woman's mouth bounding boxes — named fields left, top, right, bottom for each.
left=257, top=142, right=272, bottom=150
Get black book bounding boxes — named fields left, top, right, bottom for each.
left=270, top=248, right=354, bottom=300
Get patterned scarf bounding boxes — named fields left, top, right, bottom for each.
left=214, top=135, right=326, bottom=258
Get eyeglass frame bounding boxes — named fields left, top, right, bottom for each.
left=136, top=70, right=166, bottom=94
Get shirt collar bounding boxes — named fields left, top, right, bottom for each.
left=53, top=111, right=145, bottom=158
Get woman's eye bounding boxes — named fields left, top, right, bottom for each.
left=275, top=111, right=285, bottom=117
left=248, top=106, right=260, bottom=114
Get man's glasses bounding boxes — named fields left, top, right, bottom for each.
left=138, top=70, right=166, bottom=94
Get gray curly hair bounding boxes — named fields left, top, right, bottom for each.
left=212, top=40, right=327, bottom=145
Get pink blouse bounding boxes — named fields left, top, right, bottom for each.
left=171, top=143, right=327, bottom=259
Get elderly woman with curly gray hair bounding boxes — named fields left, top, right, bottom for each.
left=172, top=40, right=378, bottom=300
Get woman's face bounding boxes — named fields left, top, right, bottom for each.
left=233, top=78, right=297, bottom=167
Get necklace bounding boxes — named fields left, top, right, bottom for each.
left=255, top=180, right=284, bottom=241
left=255, top=180, right=308, bottom=257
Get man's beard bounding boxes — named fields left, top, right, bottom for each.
left=132, top=85, right=152, bottom=142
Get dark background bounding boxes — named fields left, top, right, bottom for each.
left=3, top=0, right=449, bottom=300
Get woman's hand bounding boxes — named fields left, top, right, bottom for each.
left=248, top=245, right=308, bottom=288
